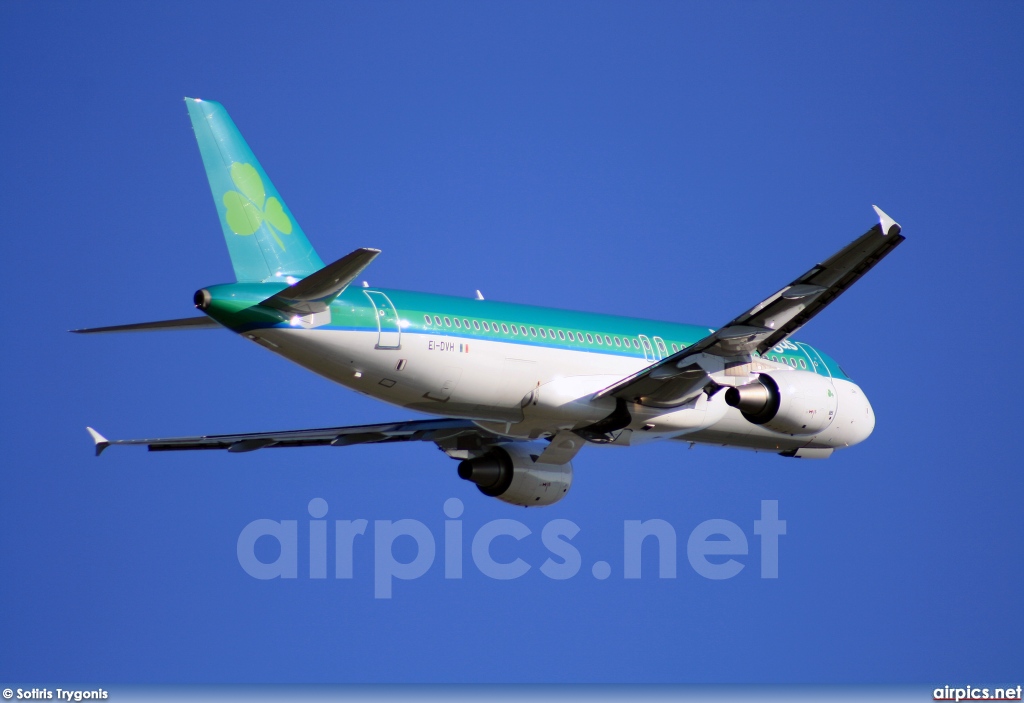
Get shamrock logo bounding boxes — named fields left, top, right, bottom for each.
left=222, top=162, right=293, bottom=250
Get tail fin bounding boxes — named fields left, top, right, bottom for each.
left=185, top=98, right=324, bottom=282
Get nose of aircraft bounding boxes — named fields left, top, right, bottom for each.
left=837, top=380, right=875, bottom=447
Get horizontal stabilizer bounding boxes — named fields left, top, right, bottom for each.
left=70, top=317, right=220, bottom=334
left=260, top=247, right=381, bottom=315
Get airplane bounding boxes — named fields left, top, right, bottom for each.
left=77, top=98, right=905, bottom=507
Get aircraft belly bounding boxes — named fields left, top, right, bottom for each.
left=688, top=406, right=836, bottom=452
left=683, top=427, right=812, bottom=453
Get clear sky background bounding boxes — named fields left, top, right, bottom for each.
left=1, top=1, right=1021, bottom=684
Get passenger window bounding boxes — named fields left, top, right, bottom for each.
left=434, top=316, right=441, bottom=325
left=549, top=329, right=556, bottom=338
left=539, top=328, right=546, bottom=338
left=520, top=326, right=527, bottom=335
left=444, top=317, right=451, bottom=327
left=454, top=318, right=461, bottom=328
left=567, top=332, right=575, bottom=341
left=530, top=326, right=537, bottom=337
left=501, top=323, right=509, bottom=333
left=585, top=333, right=593, bottom=343
left=424, top=315, right=432, bottom=325
left=511, top=326, right=518, bottom=335
left=671, top=343, right=677, bottom=352
left=473, top=320, right=480, bottom=330
left=799, top=358, right=806, bottom=369
left=633, top=339, right=640, bottom=349
left=482, top=321, right=490, bottom=331
left=558, top=330, right=565, bottom=340
left=595, top=335, right=602, bottom=345
left=604, top=335, right=611, bottom=345
left=614, top=337, right=621, bottom=347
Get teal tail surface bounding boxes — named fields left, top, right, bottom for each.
left=185, top=98, right=325, bottom=282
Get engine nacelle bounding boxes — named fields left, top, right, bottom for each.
left=725, top=370, right=837, bottom=435
left=457, top=443, right=572, bottom=507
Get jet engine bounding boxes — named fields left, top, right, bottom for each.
left=457, top=443, right=572, bottom=507
left=724, top=370, right=837, bottom=435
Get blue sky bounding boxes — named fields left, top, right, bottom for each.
left=1, top=1, right=1021, bottom=684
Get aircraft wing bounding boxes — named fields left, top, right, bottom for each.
left=86, top=418, right=499, bottom=456
left=594, top=206, right=904, bottom=408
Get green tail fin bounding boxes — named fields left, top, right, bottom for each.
left=185, top=98, right=324, bottom=282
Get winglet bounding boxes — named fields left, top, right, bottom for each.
left=872, top=205, right=901, bottom=237
left=86, top=427, right=110, bottom=457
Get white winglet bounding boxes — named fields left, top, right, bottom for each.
left=872, top=205, right=901, bottom=236
left=86, top=427, right=110, bottom=457
left=475, top=290, right=485, bottom=300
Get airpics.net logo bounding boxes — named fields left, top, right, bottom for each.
left=236, top=499, right=787, bottom=598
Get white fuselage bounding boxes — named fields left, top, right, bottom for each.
left=243, top=320, right=875, bottom=456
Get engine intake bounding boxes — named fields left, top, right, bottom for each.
left=458, top=443, right=572, bottom=507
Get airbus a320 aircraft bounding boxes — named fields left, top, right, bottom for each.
left=78, top=98, right=905, bottom=507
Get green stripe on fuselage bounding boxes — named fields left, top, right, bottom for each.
left=200, top=283, right=850, bottom=381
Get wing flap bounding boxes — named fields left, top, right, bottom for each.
left=88, top=418, right=493, bottom=455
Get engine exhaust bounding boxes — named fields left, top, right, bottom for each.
left=725, top=381, right=772, bottom=414
left=458, top=449, right=514, bottom=497
left=194, top=288, right=212, bottom=310
left=724, top=376, right=780, bottom=425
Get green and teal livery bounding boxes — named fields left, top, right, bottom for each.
left=76, top=98, right=904, bottom=508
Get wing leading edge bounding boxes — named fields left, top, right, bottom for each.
left=86, top=418, right=501, bottom=457
left=595, top=206, right=904, bottom=408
